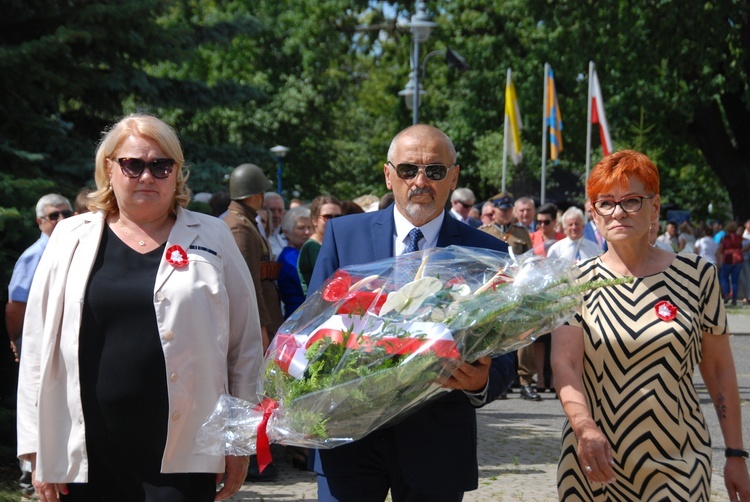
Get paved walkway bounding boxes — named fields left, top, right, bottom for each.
left=231, top=323, right=750, bottom=501
left=14, top=320, right=750, bottom=502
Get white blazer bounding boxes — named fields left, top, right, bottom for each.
left=17, top=208, right=264, bottom=482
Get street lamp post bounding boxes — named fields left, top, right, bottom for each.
left=403, top=1, right=436, bottom=125
left=269, top=145, right=289, bottom=195
left=399, top=4, right=469, bottom=124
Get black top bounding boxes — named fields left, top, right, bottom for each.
left=75, top=227, right=214, bottom=501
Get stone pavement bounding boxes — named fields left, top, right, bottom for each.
left=231, top=325, right=750, bottom=501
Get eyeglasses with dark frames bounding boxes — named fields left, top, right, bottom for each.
left=592, top=195, right=654, bottom=216
left=113, top=158, right=175, bottom=179
left=319, top=214, right=340, bottom=220
left=44, top=210, right=73, bottom=221
left=536, top=219, right=553, bottom=226
left=387, top=161, right=455, bottom=181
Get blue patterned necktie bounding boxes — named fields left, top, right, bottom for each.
left=406, top=227, right=424, bottom=253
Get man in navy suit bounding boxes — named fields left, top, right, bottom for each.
left=582, top=201, right=608, bottom=251
left=449, top=187, right=482, bottom=228
left=308, top=124, right=515, bottom=501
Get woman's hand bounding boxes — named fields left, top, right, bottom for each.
left=576, top=425, right=616, bottom=484
left=32, top=469, right=68, bottom=502
left=552, top=326, right=616, bottom=484
left=214, top=455, right=250, bottom=500
left=725, top=457, right=750, bottom=501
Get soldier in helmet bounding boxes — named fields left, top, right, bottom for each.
left=223, top=164, right=283, bottom=352
left=223, top=163, right=284, bottom=481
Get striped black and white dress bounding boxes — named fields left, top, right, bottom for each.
left=557, top=253, right=727, bottom=501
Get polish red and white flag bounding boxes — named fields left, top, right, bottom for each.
left=591, top=69, right=613, bottom=156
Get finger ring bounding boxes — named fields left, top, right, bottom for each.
left=585, top=466, right=592, bottom=472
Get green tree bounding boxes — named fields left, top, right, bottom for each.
left=150, top=0, right=398, bottom=201
left=0, top=0, right=266, bottom=297
left=424, top=0, right=740, bottom=220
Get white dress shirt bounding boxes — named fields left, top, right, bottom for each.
left=547, top=237, right=603, bottom=262
left=393, top=207, right=444, bottom=256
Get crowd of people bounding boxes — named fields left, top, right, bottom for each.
left=5, top=114, right=748, bottom=501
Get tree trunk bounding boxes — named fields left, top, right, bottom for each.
left=689, top=95, right=750, bottom=221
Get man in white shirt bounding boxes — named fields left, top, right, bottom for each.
left=308, top=124, right=514, bottom=501
left=547, top=206, right=603, bottom=262
left=650, top=220, right=674, bottom=251
left=655, top=221, right=679, bottom=252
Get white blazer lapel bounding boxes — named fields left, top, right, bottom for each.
left=154, top=208, right=200, bottom=294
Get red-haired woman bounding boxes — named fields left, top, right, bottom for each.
left=552, top=150, right=749, bottom=501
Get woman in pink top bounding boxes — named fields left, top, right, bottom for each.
left=530, top=202, right=565, bottom=256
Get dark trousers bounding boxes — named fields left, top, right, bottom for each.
left=314, top=428, right=464, bottom=502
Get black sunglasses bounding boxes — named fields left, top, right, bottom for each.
left=319, top=214, right=340, bottom=220
left=115, top=158, right=175, bottom=179
left=44, top=210, right=73, bottom=221
left=388, top=161, right=454, bottom=181
left=536, top=219, right=553, bottom=226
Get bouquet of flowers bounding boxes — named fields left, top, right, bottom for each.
left=195, top=245, right=627, bottom=464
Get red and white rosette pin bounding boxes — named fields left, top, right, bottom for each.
left=166, top=245, right=189, bottom=268
left=654, top=300, right=677, bottom=321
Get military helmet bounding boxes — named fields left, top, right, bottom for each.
left=229, top=163, right=271, bottom=200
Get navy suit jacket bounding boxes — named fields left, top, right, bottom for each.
left=448, top=210, right=482, bottom=229
left=308, top=208, right=515, bottom=492
left=583, top=220, right=608, bottom=251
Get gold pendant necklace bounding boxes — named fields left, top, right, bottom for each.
left=119, top=221, right=148, bottom=246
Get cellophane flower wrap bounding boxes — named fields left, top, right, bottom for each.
left=195, top=245, right=626, bottom=460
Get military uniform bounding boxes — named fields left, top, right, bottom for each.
left=223, top=201, right=283, bottom=338
left=479, top=223, right=533, bottom=256
left=482, top=192, right=540, bottom=401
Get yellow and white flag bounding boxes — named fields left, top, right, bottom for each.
left=505, top=74, right=523, bottom=165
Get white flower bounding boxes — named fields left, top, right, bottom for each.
left=449, top=283, right=471, bottom=300
left=170, top=250, right=186, bottom=264
left=380, top=277, right=443, bottom=316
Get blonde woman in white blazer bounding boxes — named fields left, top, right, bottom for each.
left=17, top=114, right=264, bottom=502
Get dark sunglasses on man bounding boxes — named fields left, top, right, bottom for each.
left=44, top=210, right=74, bottom=221
left=536, top=219, right=553, bottom=226
left=114, top=158, right=176, bottom=179
left=387, top=161, right=454, bottom=182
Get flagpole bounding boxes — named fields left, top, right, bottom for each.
left=502, top=68, right=511, bottom=193
left=541, top=63, right=549, bottom=205
left=585, top=61, right=594, bottom=187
